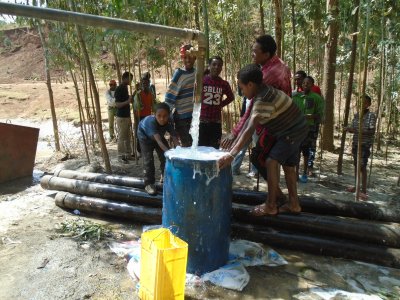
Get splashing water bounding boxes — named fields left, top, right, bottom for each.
left=165, top=147, right=227, bottom=185
left=190, top=103, right=201, bottom=149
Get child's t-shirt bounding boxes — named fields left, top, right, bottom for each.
left=252, top=85, right=307, bottom=144
left=137, top=115, right=176, bottom=144
left=351, top=109, right=376, bottom=146
left=138, top=91, right=154, bottom=117
left=200, top=75, right=234, bottom=123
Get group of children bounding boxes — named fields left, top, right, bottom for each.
left=106, top=35, right=376, bottom=204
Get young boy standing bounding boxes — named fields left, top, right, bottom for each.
left=105, top=79, right=117, bottom=142
left=345, top=95, right=376, bottom=200
left=115, top=72, right=133, bottom=163
left=165, top=44, right=196, bottom=147
left=292, top=76, right=324, bottom=182
left=134, top=74, right=157, bottom=154
left=137, top=103, right=180, bottom=195
left=199, top=56, right=234, bottom=149
left=219, top=64, right=308, bottom=216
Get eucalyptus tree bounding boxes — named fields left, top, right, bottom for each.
left=321, top=0, right=339, bottom=151
left=337, top=0, right=361, bottom=175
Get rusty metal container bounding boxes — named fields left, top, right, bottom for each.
left=0, top=122, right=39, bottom=183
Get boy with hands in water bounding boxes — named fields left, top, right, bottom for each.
left=219, top=65, right=307, bottom=216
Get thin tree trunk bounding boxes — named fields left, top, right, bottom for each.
left=291, top=0, right=296, bottom=88
left=193, top=0, right=201, bottom=30
left=306, top=34, right=310, bottom=74
left=259, top=0, right=265, bottom=35
left=281, top=0, right=285, bottom=60
left=355, top=0, right=370, bottom=201
left=273, top=0, right=283, bottom=58
left=376, top=6, right=386, bottom=151
left=76, top=25, right=111, bottom=173
left=321, top=0, right=339, bottom=151
left=37, top=22, right=61, bottom=152
left=338, top=67, right=344, bottom=127
left=70, top=70, right=90, bottom=164
left=375, top=48, right=386, bottom=151
left=112, top=39, right=121, bottom=84
left=202, top=0, right=209, bottom=62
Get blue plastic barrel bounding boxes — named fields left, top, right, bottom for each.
left=162, top=147, right=232, bottom=275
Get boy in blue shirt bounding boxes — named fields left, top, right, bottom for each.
left=137, top=103, right=180, bottom=195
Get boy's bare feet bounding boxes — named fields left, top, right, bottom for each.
left=250, top=203, right=278, bottom=217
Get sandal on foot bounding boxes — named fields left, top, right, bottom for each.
left=346, top=186, right=356, bottom=193
left=249, top=204, right=278, bottom=217
left=278, top=204, right=301, bottom=215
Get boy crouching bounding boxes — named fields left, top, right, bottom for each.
left=137, top=103, right=180, bottom=195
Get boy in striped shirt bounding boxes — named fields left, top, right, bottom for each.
left=219, top=64, right=308, bottom=216
left=165, top=44, right=196, bottom=147
left=345, top=95, right=376, bottom=200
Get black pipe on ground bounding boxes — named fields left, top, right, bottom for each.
left=232, top=222, right=400, bottom=269
left=55, top=192, right=161, bottom=224
left=53, top=170, right=400, bottom=223
left=41, top=175, right=161, bottom=207
left=53, top=169, right=162, bottom=190
left=43, top=175, right=400, bottom=248
left=233, top=203, right=400, bottom=248
left=54, top=191, right=400, bottom=269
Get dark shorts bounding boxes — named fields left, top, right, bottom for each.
left=352, top=144, right=371, bottom=167
left=250, top=130, right=276, bottom=180
left=269, top=132, right=307, bottom=167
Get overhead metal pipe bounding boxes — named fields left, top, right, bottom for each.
left=0, top=3, right=205, bottom=43
left=0, top=2, right=206, bottom=103
left=53, top=170, right=400, bottom=223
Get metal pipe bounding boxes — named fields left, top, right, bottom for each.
left=42, top=175, right=400, bottom=248
left=0, top=2, right=206, bottom=104
left=53, top=170, right=400, bottom=223
left=0, top=3, right=205, bottom=43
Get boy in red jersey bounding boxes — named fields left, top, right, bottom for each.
left=199, top=56, right=234, bottom=148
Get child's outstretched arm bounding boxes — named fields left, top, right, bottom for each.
left=153, top=133, right=169, bottom=152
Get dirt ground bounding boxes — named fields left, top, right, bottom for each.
left=1, top=29, right=400, bottom=300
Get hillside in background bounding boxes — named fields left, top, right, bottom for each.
left=0, top=27, right=46, bottom=83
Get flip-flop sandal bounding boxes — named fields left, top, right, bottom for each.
left=249, top=204, right=278, bottom=217
left=278, top=204, right=301, bottom=215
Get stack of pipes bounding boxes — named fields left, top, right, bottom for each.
left=40, top=170, right=400, bottom=269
